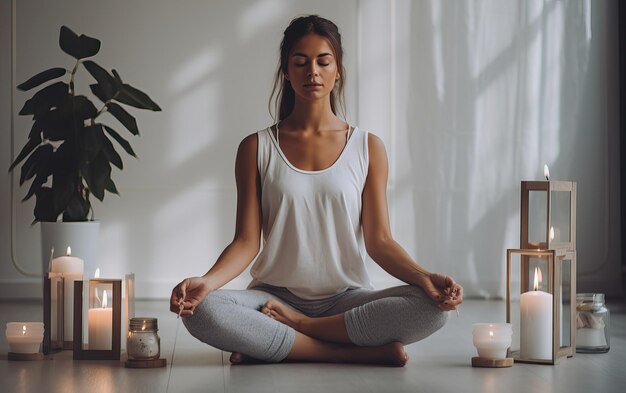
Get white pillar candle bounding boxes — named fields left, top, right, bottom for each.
left=520, top=268, right=553, bottom=359
left=50, top=247, right=84, bottom=343
left=5, top=323, right=44, bottom=353
left=88, top=290, right=112, bottom=350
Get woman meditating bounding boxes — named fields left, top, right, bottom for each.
left=170, top=15, right=463, bottom=367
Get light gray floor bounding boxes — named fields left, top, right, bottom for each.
left=1, top=298, right=625, bottom=393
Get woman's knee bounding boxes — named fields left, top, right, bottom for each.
left=399, top=285, right=449, bottom=343
left=182, top=291, right=235, bottom=342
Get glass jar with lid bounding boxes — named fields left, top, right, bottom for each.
left=127, top=317, right=160, bottom=360
left=576, top=293, right=610, bottom=353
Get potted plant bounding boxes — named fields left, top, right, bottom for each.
left=9, top=26, right=160, bottom=275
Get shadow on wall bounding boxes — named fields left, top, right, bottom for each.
left=397, top=0, right=610, bottom=298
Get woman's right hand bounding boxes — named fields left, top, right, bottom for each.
left=170, top=276, right=212, bottom=317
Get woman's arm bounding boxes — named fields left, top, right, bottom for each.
left=361, top=133, right=462, bottom=310
left=170, top=133, right=262, bottom=314
left=201, top=133, right=263, bottom=291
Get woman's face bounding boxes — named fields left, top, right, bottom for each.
left=285, top=34, right=339, bottom=103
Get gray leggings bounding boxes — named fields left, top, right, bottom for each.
left=182, top=283, right=448, bottom=363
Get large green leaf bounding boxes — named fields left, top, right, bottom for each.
left=9, top=132, right=41, bottom=171
left=53, top=140, right=78, bottom=176
left=101, top=135, right=123, bottom=169
left=83, top=61, right=115, bottom=100
left=34, top=187, right=58, bottom=222
left=103, top=125, right=136, bottom=157
left=73, top=95, right=98, bottom=121
left=20, top=144, right=53, bottom=185
left=39, top=107, right=73, bottom=141
left=105, top=177, right=119, bottom=195
left=114, top=83, right=161, bottom=111
left=22, top=161, right=52, bottom=202
left=90, top=83, right=109, bottom=103
left=18, top=68, right=67, bottom=91
left=52, top=171, right=76, bottom=214
left=63, top=192, right=90, bottom=221
left=106, top=102, right=139, bottom=135
left=19, top=81, right=69, bottom=116
left=82, top=124, right=105, bottom=163
left=59, top=26, right=101, bottom=60
left=81, top=152, right=110, bottom=201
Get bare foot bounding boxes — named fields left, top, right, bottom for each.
left=382, top=342, right=410, bottom=367
left=262, top=300, right=307, bottom=331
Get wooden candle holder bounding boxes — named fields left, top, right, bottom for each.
left=73, top=280, right=122, bottom=360
left=471, top=357, right=513, bottom=368
left=8, top=352, right=44, bottom=361
left=125, top=358, right=167, bottom=368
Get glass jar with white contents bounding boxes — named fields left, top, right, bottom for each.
left=127, top=317, right=160, bottom=360
left=576, top=293, right=610, bottom=353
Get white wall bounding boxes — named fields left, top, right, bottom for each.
left=1, top=0, right=621, bottom=299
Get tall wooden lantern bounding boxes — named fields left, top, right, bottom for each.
left=507, top=166, right=577, bottom=365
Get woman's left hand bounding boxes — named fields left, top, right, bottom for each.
left=416, top=273, right=463, bottom=311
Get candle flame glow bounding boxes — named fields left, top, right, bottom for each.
left=533, top=267, right=542, bottom=291
left=66, top=246, right=72, bottom=256
left=22, top=325, right=26, bottom=335
left=94, top=268, right=100, bottom=278
left=550, top=226, right=555, bottom=242
left=489, top=331, right=494, bottom=337
left=142, top=321, right=146, bottom=331
left=102, top=290, right=108, bottom=308
left=544, top=164, right=550, bottom=180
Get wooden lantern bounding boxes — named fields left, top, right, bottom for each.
left=506, top=248, right=576, bottom=364
left=73, top=279, right=122, bottom=360
left=520, top=180, right=576, bottom=251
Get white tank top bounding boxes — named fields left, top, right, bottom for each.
left=249, top=126, right=373, bottom=299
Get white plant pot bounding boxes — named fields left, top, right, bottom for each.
left=40, top=221, right=100, bottom=278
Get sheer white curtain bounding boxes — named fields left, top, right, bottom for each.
left=359, top=0, right=621, bottom=298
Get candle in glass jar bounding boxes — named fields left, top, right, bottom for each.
left=5, top=323, right=44, bottom=354
left=127, top=318, right=160, bottom=360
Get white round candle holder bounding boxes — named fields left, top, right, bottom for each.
left=6, top=322, right=45, bottom=360
left=471, top=323, right=513, bottom=368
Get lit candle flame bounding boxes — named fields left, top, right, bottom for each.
left=94, top=268, right=100, bottom=278
left=533, top=267, right=542, bottom=291
left=544, top=164, right=550, bottom=180
left=102, top=290, right=108, bottom=308
left=550, top=226, right=555, bottom=242
left=22, top=325, right=26, bottom=335
left=66, top=246, right=72, bottom=256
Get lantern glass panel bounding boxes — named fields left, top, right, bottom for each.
left=551, top=191, right=571, bottom=243
left=560, top=257, right=573, bottom=348
left=528, top=191, right=547, bottom=243
left=508, top=252, right=522, bottom=355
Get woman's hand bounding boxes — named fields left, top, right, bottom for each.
left=416, top=273, right=463, bottom=311
left=170, top=276, right=212, bottom=317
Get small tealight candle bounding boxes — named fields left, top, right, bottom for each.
left=5, top=323, right=44, bottom=354
left=472, top=323, right=512, bottom=359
